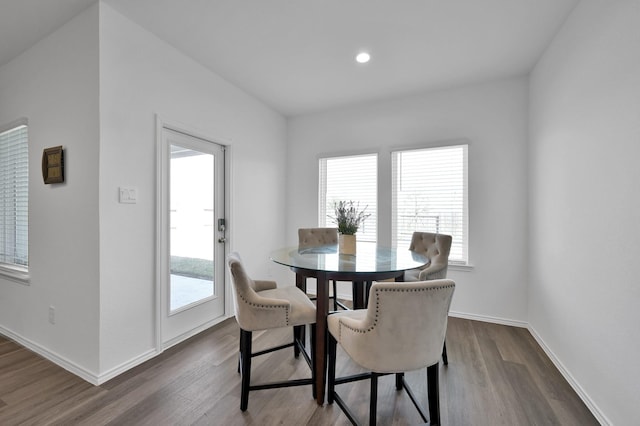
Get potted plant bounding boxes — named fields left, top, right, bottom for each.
left=329, top=200, right=371, bottom=255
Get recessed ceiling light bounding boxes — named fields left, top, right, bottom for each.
left=355, top=52, right=371, bottom=64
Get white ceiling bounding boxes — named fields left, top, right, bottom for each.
left=1, top=0, right=579, bottom=116
left=0, top=0, right=97, bottom=68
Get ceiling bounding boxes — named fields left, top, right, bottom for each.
left=1, top=0, right=579, bottom=117
left=0, top=0, right=97, bottom=69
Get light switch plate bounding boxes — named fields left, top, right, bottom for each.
left=119, top=187, right=138, bottom=204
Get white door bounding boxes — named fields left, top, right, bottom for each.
left=159, top=127, right=226, bottom=347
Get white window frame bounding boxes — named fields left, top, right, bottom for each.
left=318, top=153, right=377, bottom=242
left=391, top=143, right=469, bottom=265
left=0, top=118, right=29, bottom=282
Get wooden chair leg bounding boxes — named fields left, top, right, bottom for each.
left=365, top=281, right=371, bottom=305
left=237, top=338, right=241, bottom=373
left=442, top=340, right=448, bottom=365
left=327, top=333, right=337, bottom=404
left=427, top=363, right=440, bottom=426
left=395, top=372, right=404, bottom=390
left=300, top=276, right=308, bottom=293
left=332, top=280, right=338, bottom=310
left=239, top=329, right=252, bottom=411
left=235, top=322, right=315, bottom=412
left=351, top=282, right=357, bottom=308
left=299, top=323, right=306, bottom=352
left=370, top=372, right=379, bottom=426
left=293, top=325, right=301, bottom=358
left=310, top=323, right=317, bottom=399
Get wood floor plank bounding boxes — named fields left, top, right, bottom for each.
left=471, top=321, right=533, bottom=425
left=446, top=317, right=490, bottom=387
left=50, top=374, right=150, bottom=425
left=0, top=374, right=95, bottom=425
left=20, top=382, right=106, bottom=426
left=0, top=359, right=50, bottom=395
left=0, top=340, right=22, bottom=356
left=0, top=316, right=599, bottom=425
left=503, top=361, right=560, bottom=425
left=0, top=347, right=37, bottom=373
left=1, top=368, right=77, bottom=405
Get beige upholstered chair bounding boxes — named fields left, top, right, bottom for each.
left=327, top=280, right=455, bottom=425
left=404, top=231, right=453, bottom=365
left=298, top=227, right=346, bottom=310
left=403, top=232, right=452, bottom=281
left=298, top=227, right=339, bottom=248
left=227, top=252, right=317, bottom=411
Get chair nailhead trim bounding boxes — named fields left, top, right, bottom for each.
left=237, top=292, right=290, bottom=325
left=338, top=284, right=454, bottom=341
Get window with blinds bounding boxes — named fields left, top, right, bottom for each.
left=319, top=153, right=377, bottom=242
left=392, top=144, right=468, bottom=264
left=0, top=120, right=29, bottom=272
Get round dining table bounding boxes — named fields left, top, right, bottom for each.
left=271, top=242, right=428, bottom=405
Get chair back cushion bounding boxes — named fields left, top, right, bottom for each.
left=298, top=227, right=339, bottom=247
left=329, top=280, right=455, bottom=372
left=407, top=232, right=452, bottom=280
left=227, top=252, right=289, bottom=331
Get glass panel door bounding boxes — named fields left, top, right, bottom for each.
left=159, top=127, right=226, bottom=346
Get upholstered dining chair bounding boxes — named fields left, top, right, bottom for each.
left=327, top=280, right=455, bottom=425
left=227, top=252, right=317, bottom=411
left=404, top=231, right=453, bottom=365
left=298, top=227, right=347, bottom=310
left=404, top=232, right=452, bottom=281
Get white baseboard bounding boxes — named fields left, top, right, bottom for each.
left=0, top=325, right=101, bottom=385
left=96, top=348, right=159, bottom=385
left=0, top=316, right=228, bottom=386
left=100, top=314, right=232, bottom=384
left=448, top=310, right=528, bottom=328
left=527, top=325, right=610, bottom=426
left=162, top=314, right=230, bottom=351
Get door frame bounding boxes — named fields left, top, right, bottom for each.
left=155, top=115, right=233, bottom=352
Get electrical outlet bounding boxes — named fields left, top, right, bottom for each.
left=48, top=306, right=55, bottom=324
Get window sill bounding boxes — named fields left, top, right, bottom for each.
left=0, top=266, right=30, bottom=285
left=449, top=263, right=474, bottom=272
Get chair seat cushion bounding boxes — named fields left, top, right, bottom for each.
left=259, top=286, right=317, bottom=327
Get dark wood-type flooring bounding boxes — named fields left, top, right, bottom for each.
left=0, top=316, right=599, bottom=425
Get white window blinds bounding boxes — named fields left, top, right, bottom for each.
left=319, top=153, right=377, bottom=242
left=0, top=121, right=29, bottom=270
left=392, top=144, right=468, bottom=263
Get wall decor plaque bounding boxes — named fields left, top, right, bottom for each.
left=42, top=146, right=64, bottom=184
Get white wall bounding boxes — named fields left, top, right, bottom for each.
left=529, top=1, right=640, bottom=424
left=0, top=5, right=101, bottom=374
left=287, top=77, right=530, bottom=323
left=98, top=3, right=288, bottom=375
left=0, top=2, right=288, bottom=382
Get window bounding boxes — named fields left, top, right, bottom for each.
left=392, top=144, right=468, bottom=264
left=0, top=120, right=29, bottom=275
left=319, top=153, right=377, bottom=242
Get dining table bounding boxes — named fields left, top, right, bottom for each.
left=270, top=242, right=429, bottom=405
